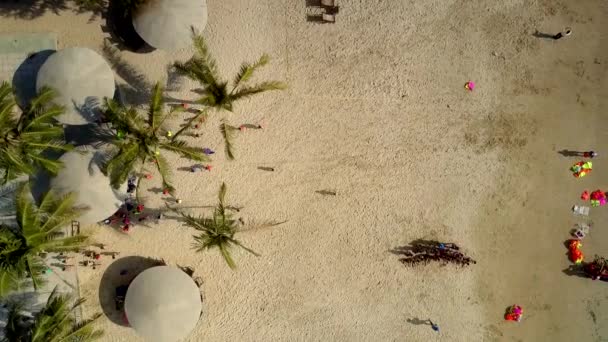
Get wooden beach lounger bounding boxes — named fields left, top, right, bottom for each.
left=321, top=0, right=339, bottom=14
left=322, top=14, right=336, bottom=23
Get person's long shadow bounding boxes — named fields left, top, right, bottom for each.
left=562, top=264, right=588, bottom=279
left=532, top=31, right=556, bottom=39
left=98, top=256, right=166, bottom=326
left=406, top=318, right=432, bottom=326
left=558, top=149, right=583, bottom=157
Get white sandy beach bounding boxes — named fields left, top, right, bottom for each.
left=1, top=0, right=607, bottom=341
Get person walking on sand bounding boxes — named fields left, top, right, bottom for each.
left=429, top=320, right=439, bottom=332
left=553, top=28, right=572, bottom=40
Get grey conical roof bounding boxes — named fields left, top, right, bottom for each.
left=36, top=47, right=115, bottom=125
left=132, top=0, right=208, bottom=50
left=125, top=266, right=202, bottom=342
left=49, top=149, right=123, bottom=225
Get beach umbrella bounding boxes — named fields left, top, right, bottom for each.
left=132, top=0, right=208, bottom=50
left=36, top=47, right=115, bottom=125
left=125, top=266, right=202, bottom=342
left=49, top=149, right=123, bottom=225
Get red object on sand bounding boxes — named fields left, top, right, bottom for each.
left=591, top=190, right=605, bottom=200
left=581, top=190, right=590, bottom=200
left=182, top=103, right=189, bottom=109
left=163, top=189, right=169, bottom=195
left=145, top=174, right=152, bottom=179
left=194, top=124, right=199, bottom=129
left=204, top=165, right=212, bottom=171
left=239, top=125, right=246, bottom=132
left=94, top=254, right=101, bottom=260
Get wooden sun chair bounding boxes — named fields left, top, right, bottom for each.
left=321, top=0, right=339, bottom=14
left=306, top=14, right=336, bottom=23
left=322, top=13, right=336, bottom=23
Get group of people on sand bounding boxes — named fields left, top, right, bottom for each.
left=103, top=175, right=162, bottom=233
left=567, top=150, right=606, bottom=279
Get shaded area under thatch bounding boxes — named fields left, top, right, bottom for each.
left=98, top=256, right=166, bottom=326
left=36, top=47, right=115, bottom=125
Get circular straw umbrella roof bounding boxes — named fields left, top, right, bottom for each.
left=49, top=149, right=123, bottom=225
left=125, top=266, right=202, bottom=342
left=36, top=47, right=115, bottom=125
left=132, top=0, right=208, bottom=50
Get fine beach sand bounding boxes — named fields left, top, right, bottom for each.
left=1, top=0, right=608, bottom=341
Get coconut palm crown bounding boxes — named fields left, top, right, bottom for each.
left=0, top=183, right=88, bottom=298
left=103, top=82, right=208, bottom=200
left=0, top=82, right=72, bottom=184
left=173, top=31, right=286, bottom=159
left=172, top=182, right=259, bottom=269
left=2, top=286, right=103, bottom=342
left=173, top=31, right=286, bottom=112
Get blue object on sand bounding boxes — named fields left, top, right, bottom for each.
left=203, top=148, right=215, bottom=155
left=431, top=323, right=439, bottom=332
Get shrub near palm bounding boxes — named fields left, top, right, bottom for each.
left=0, top=183, right=89, bottom=298
left=0, top=82, right=72, bottom=184
left=173, top=31, right=287, bottom=159
left=3, top=286, right=103, bottom=341
left=103, top=82, right=208, bottom=200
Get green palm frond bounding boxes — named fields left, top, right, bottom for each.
left=228, top=81, right=287, bottom=102
left=148, top=82, right=164, bottom=131
left=0, top=268, right=23, bottom=298
left=220, top=121, right=237, bottom=160
left=0, top=180, right=23, bottom=216
left=23, top=105, right=64, bottom=131
left=27, top=86, right=56, bottom=111
left=0, top=84, right=70, bottom=182
left=0, top=81, right=13, bottom=101
left=154, top=153, right=174, bottom=194
left=159, top=140, right=207, bottom=161
left=218, top=182, right=227, bottom=208
left=232, top=54, right=270, bottom=90
left=218, top=243, right=236, bottom=269
left=36, top=192, right=81, bottom=235
left=16, top=287, right=104, bottom=342
left=171, top=109, right=207, bottom=140
left=3, top=147, right=34, bottom=176
left=190, top=29, right=220, bottom=82
left=16, top=183, right=36, bottom=235
left=105, top=143, right=140, bottom=189
left=28, top=154, right=64, bottom=175
left=25, top=255, right=45, bottom=291
left=0, top=186, right=87, bottom=298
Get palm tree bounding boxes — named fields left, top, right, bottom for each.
left=0, top=82, right=72, bottom=184
left=0, top=183, right=88, bottom=298
left=171, top=182, right=259, bottom=269
left=2, top=286, right=103, bottom=342
left=173, top=31, right=286, bottom=159
left=103, top=82, right=208, bottom=201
